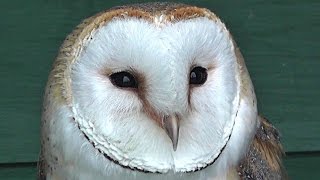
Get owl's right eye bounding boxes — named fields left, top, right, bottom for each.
left=110, top=71, right=138, bottom=88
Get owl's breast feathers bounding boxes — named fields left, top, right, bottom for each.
left=38, top=116, right=286, bottom=180
left=237, top=116, right=287, bottom=180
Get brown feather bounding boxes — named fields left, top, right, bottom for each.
left=237, top=116, right=287, bottom=180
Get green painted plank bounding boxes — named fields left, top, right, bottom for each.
left=284, top=155, right=320, bottom=180
left=0, top=0, right=319, bottom=163
left=0, top=155, right=319, bottom=179
left=0, top=166, right=36, bottom=180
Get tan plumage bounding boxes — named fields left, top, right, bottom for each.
left=238, top=116, right=286, bottom=179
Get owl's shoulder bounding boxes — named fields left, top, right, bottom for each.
left=237, top=116, right=287, bottom=180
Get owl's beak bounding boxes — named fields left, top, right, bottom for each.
left=162, top=115, right=180, bottom=151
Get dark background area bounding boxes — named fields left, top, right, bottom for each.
left=0, top=0, right=319, bottom=179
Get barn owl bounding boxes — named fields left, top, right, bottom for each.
left=39, top=2, right=286, bottom=180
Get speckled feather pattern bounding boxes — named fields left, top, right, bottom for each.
left=238, top=116, right=286, bottom=180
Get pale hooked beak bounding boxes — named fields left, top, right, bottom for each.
left=162, top=115, right=180, bottom=151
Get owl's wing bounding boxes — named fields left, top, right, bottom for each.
left=237, top=116, right=287, bottom=180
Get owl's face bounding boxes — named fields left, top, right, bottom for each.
left=56, top=4, right=257, bottom=174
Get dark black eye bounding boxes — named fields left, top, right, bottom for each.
left=189, top=66, right=207, bottom=85
left=110, top=71, right=138, bottom=88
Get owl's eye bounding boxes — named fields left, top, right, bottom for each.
left=110, top=71, right=138, bottom=88
left=189, top=66, right=208, bottom=85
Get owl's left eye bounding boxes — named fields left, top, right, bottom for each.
left=189, top=66, right=208, bottom=85
left=110, top=71, right=138, bottom=88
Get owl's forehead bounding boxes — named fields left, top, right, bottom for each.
left=73, top=3, right=236, bottom=79
left=80, top=16, right=233, bottom=70
left=67, top=3, right=235, bottom=71
left=93, top=16, right=225, bottom=48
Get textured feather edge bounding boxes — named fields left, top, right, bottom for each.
left=237, top=116, right=287, bottom=180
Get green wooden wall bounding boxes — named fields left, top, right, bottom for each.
left=1, top=0, right=319, bottom=179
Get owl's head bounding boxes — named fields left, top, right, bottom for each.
left=50, top=2, right=258, bottom=174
